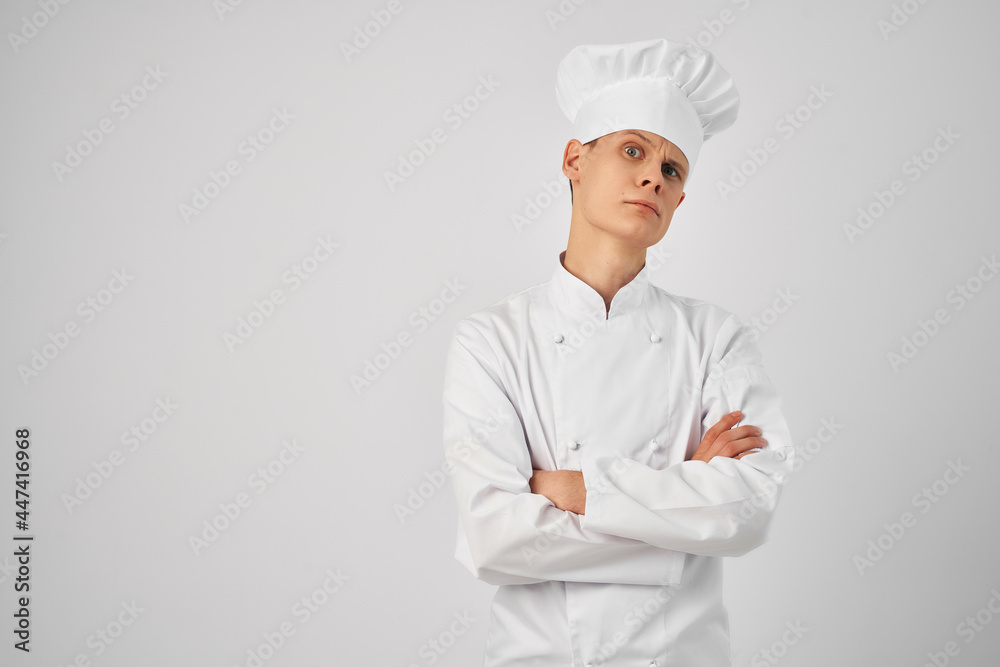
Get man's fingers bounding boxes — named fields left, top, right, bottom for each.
left=703, top=422, right=758, bottom=458
left=714, top=427, right=766, bottom=458
left=528, top=469, right=544, bottom=494
left=718, top=424, right=763, bottom=445
left=692, top=411, right=743, bottom=462
left=701, top=410, right=742, bottom=445
left=693, top=411, right=769, bottom=462
left=721, top=436, right=767, bottom=458
left=735, top=448, right=763, bottom=460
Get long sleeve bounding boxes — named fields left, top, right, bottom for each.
left=580, top=313, right=795, bottom=557
left=443, top=319, right=685, bottom=586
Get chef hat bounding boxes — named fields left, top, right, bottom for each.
left=555, top=38, right=739, bottom=177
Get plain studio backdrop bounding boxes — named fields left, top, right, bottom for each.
left=1, top=1, right=998, bottom=665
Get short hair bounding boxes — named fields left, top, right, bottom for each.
left=568, top=136, right=600, bottom=205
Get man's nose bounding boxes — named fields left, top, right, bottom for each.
left=640, top=171, right=662, bottom=194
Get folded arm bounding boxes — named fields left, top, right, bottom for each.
left=443, top=320, right=685, bottom=586
left=578, top=314, right=795, bottom=557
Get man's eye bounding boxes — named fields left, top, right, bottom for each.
left=662, top=165, right=677, bottom=177
left=625, top=146, right=640, bottom=158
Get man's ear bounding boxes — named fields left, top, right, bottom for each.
left=562, top=139, right=584, bottom=184
left=677, top=192, right=685, bottom=207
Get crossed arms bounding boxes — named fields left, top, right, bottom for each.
left=530, top=410, right=767, bottom=514
left=442, top=314, right=795, bottom=586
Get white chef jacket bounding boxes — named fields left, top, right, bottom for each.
left=442, top=250, right=795, bottom=666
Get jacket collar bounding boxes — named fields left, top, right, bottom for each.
left=550, top=250, right=649, bottom=321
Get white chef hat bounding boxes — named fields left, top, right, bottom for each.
left=555, top=38, right=739, bottom=177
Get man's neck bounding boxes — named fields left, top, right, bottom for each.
left=562, top=229, right=646, bottom=317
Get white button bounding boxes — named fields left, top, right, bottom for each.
left=568, top=440, right=580, bottom=450
left=649, top=438, right=658, bottom=450
left=650, top=661, right=659, bottom=667
left=649, top=332, right=661, bottom=343
left=553, top=333, right=564, bottom=344
left=776, top=450, right=786, bottom=461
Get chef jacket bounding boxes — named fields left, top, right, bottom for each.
left=442, top=250, right=795, bottom=666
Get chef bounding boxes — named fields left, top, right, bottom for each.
left=442, top=38, right=795, bottom=666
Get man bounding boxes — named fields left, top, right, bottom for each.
left=442, top=38, right=794, bottom=666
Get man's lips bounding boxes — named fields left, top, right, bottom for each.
left=627, top=200, right=659, bottom=216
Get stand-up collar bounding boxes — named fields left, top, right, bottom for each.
left=549, top=250, right=649, bottom=320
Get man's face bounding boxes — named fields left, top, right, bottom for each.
left=563, top=129, right=688, bottom=250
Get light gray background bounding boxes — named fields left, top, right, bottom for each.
left=2, top=0, right=998, bottom=665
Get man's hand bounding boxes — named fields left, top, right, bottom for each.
left=529, top=470, right=586, bottom=514
left=530, top=411, right=760, bottom=511
left=692, top=410, right=766, bottom=463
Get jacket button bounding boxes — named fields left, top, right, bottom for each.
left=649, top=332, right=661, bottom=343
left=649, top=438, right=658, bottom=451
left=553, top=333, right=564, bottom=344
left=568, top=440, right=580, bottom=450
left=776, top=449, right=786, bottom=461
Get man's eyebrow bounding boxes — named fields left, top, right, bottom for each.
left=620, top=131, right=688, bottom=177
left=622, top=130, right=655, bottom=148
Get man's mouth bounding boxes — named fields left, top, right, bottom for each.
left=627, top=200, right=659, bottom=216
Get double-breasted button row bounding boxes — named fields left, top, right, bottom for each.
left=567, top=439, right=658, bottom=452
left=552, top=332, right=662, bottom=344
